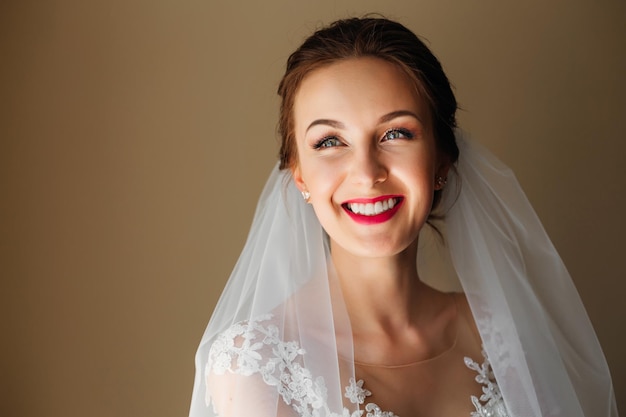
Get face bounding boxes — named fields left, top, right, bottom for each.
left=292, top=57, right=447, bottom=258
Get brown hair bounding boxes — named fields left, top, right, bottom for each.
left=277, top=17, right=459, bottom=213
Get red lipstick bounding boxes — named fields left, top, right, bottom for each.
left=342, top=195, right=403, bottom=225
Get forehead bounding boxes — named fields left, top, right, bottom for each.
left=293, top=57, right=426, bottom=133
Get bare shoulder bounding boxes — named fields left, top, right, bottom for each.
left=205, top=314, right=292, bottom=416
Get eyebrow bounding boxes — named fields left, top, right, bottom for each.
left=379, top=110, right=422, bottom=124
left=305, top=119, right=345, bottom=133
left=305, top=110, right=422, bottom=133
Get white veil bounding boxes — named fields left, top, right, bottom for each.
left=189, top=132, right=618, bottom=417
left=188, top=166, right=357, bottom=416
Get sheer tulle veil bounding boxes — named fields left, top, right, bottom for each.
left=189, top=131, right=618, bottom=417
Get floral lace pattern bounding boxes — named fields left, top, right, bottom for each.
left=464, top=351, right=509, bottom=417
left=206, top=315, right=509, bottom=417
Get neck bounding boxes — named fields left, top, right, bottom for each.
left=330, top=238, right=428, bottom=338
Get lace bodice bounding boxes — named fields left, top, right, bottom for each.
left=206, top=315, right=510, bottom=417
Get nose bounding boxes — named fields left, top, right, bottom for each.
left=349, top=146, right=387, bottom=187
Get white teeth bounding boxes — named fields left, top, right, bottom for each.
left=348, top=198, right=398, bottom=216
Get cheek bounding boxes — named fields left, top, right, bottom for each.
left=395, top=150, right=436, bottom=180
left=297, top=154, right=343, bottom=194
left=306, top=171, right=340, bottom=203
left=395, top=159, right=437, bottom=205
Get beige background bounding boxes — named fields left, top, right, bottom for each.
left=1, top=1, right=624, bottom=416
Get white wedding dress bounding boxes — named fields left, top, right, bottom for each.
left=206, top=314, right=509, bottom=417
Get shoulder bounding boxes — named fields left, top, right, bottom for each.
left=206, top=314, right=347, bottom=417
left=206, top=314, right=300, bottom=415
left=453, top=294, right=511, bottom=417
left=208, top=314, right=283, bottom=375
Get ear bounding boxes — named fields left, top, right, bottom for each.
left=439, top=148, right=454, bottom=174
left=291, top=164, right=308, bottom=193
left=437, top=160, right=451, bottom=179
left=434, top=156, right=452, bottom=190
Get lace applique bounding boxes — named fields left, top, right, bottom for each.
left=464, top=350, right=510, bottom=417
left=344, top=378, right=370, bottom=404
left=344, top=379, right=398, bottom=417
left=207, top=315, right=509, bottom=417
left=207, top=314, right=363, bottom=417
left=363, top=403, right=399, bottom=417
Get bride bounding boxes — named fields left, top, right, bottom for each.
left=189, top=17, right=617, bottom=417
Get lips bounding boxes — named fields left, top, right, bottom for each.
left=342, top=196, right=403, bottom=225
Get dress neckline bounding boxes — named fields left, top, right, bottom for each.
left=349, top=293, right=460, bottom=368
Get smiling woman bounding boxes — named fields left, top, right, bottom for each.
left=188, top=17, right=618, bottom=417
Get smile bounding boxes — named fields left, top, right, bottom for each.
left=342, top=196, right=404, bottom=225
left=346, top=197, right=399, bottom=216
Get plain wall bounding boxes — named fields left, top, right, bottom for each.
left=1, top=1, right=624, bottom=416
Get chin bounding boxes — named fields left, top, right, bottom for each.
left=331, top=236, right=416, bottom=259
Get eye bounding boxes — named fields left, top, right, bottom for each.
left=313, top=136, right=343, bottom=149
left=382, top=128, right=414, bottom=142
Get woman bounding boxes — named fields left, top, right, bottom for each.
left=189, top=17, right=617, bottom=417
